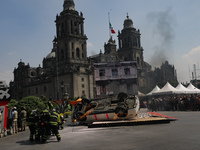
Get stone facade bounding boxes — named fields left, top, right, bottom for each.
left=11, top=0, right=178, bottom=100
left=11, top=0, right=94, bottom=100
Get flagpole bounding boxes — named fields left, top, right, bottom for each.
left=108, top=12, right=111, bottom=38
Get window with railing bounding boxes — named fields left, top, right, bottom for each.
left=124, top=68, right=130, bottom=75
left=99, top=69, right=105, bottom=76
left=112, top=69, right=118, bottom=76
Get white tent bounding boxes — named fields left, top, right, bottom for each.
left=147, top=85, right=160, bottom=96
left=138, top=91, right=146, bottom=97
left=175, top=83, right=193, bottom=94
left=152, top=82, right=179, bottom=95
left=187, top=83, right=200, bottom=93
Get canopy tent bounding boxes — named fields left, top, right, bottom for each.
left=175, top=83, right=194, bottom=94
left=147, top=85, right=160, bottom=96
left=138, top=91, right=146, bottom=97
left=152, top=82, right=179, bottom=95
left=187, top=83, right=200, bottom=94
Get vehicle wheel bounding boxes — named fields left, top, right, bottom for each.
left=115, top=106, right=128, bottom=117
left=82, top=98, right=91, bottom=105
left=74, top=111, right=87, bottom=121
left=117, top=92, right=128, bottom=102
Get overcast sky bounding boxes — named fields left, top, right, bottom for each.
left=1, top=0, right=200, bottom=85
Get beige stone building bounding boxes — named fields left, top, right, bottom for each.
left=11, top=0, right=94, bottom=100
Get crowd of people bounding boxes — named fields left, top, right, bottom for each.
left=145, top=94, right=200, bottom=112
left=5, top=105, right=65, bottom=143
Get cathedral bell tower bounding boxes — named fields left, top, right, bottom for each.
left=53, top=0, right=94, bottom=99
left=55, top=0, right=87, bottom=64
left=118, top=14, right=144, bottom=70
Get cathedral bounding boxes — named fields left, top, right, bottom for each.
left=11, top=0, right=178, bottom=101
left=11, top=0, right=94, bottom=100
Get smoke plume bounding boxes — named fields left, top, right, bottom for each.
left=147, top=8, right=176, bottom=68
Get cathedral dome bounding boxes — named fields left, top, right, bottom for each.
left=46, top=51, right=55, bottom=59
left=123, top=14, right=133, bottom=29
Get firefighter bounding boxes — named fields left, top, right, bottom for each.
left=27, top=109, right=36, bottom=141
left=19, top=106, right=27, bottom=131
left=42, top=108, right=61, bottom=143
left=41, top=108, right=51, bottom=143
left=58, top=113, right=65, bottom=130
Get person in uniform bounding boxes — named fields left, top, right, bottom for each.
left=42, top=108, right=61, bottom=143
left=41, top=108, right=51, bottom=143
left=19, top=106, right=27, bottom=131
left=11, top=107, right=18, bottom=134
left=27, top=109, right=37, bottom=141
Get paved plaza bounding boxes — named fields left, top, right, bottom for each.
left=1, top=110, right=200, bottom=150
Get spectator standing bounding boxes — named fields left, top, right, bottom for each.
left=19, top=107, right=27, bottom=131
left=11, top=107, right=18, bottom=134
left=0, top=109, right=3, bottom=135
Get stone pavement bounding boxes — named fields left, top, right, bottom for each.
left=1, top=110, right=200, bottom=150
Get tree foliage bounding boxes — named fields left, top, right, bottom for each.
left=17, top=96, right=46, bottom=115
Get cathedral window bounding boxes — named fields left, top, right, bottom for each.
left=99, top=69, right=105, bottom=77
left=128, top=36, right=131, bottom=47
left=82, top=44, right=84, bottom=58
left=112, top=69, right=118, bottom=76
left=72, top=42, right=74, bottom=50
left=72, top=42, right=74, bottom=58
left=65, top=20, right=68, bottom=34
left=71, top=20, right=73, bottom=34
left=137, top=57, right=140, bottom=66
left=76, top=48, right=80, bottom=58
left=79, top=23, right=82, bottom=35
left=58, top=24, right=61, bottom=37
left=124, top=68, right=130, bottom=75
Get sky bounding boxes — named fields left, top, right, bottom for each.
left=1, top=0, right=200, bottom=85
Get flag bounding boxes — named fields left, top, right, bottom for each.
left=109, top=22, right=116, bottom=34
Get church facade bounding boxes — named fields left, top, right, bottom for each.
left=11, top=0, right=94, bottom=100
left=11, top=0, right=178, bottom=100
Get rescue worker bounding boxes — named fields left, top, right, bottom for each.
left=11, top=107, right=18, bottom=134
left=19, top=106, right=27, bottom=131
left=0, top=109, right=3, bottom=135
left=41, top=108, right=51, bottom=143
left=58, top=113, right=64, bottom=130
left=34, top=109, right=41, bottom=141
left=42, top=108, right=61, bottom=143
left=27, top=109, right=36, bottom=141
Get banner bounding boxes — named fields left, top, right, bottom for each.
left=0, top=106, right=8, bottom=130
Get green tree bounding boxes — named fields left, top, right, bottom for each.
left=7, top=99, right=18, bottom=110
left=17, top=96, right=46, bottom=115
